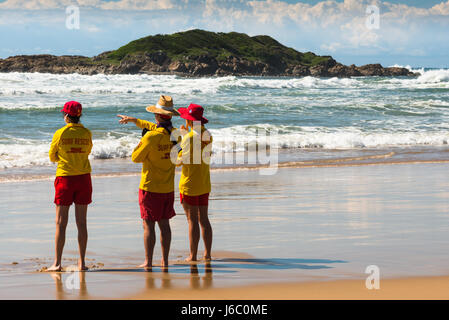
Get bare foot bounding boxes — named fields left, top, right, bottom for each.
left=185, top=256, right=198, bottom=262
left=79, top=260, right=89, bottom=272
left=79, top=265, right=89, bottom=272
left=47, top=264, right=62, bottom=272
left=160, top=259, right=169, bottom=268
left=138, top=262, right=152, bottom=271
left=203, top=255, right=212, bottom=261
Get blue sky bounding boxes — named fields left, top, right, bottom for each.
left=0, top=0, right=448, bottom=67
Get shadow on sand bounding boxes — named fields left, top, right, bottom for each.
left=46, top=258, right=348, bottom=298
left=209, top=258, right=347, bottom=270
left=86, top=258, right=347, bottom=273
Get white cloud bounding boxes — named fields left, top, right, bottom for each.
left=247, top=0, right=449, bottom=26
left=202, top=0, right=250, bottom=28
left=0, top=0, right=173, bottom=10
left=0, top=0, right=69, bottom=9
left=1, top=0, right=448, bottom=19
left=320, top=42, right=343, bottom=52
left=101, top=0, right=173, bottom=10
left=228, top=0, right=449, bottom=53
left=430, top=0, right=449, bottom=15
left=83, top=23, right=101, bottom=32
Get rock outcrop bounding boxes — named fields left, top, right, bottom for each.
left=0, top=53, right=418, bottom=77
left=0, top=30, right=419, bottom=78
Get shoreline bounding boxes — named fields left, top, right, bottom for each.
left=1, top=155, right=449, bottom=183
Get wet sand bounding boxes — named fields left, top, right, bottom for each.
left=5, top=262, right=449, bottom=300
left=131, top=276, right=449, bottom=300
left=1, top=162, right=449, bottom=299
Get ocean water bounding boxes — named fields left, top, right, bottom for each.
left=0, top=67, right=448, bottom=179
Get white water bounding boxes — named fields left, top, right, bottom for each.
left=1, top=68, right=448, bottom=170
left=1, top=125, right=448, bottom=169
left=0, top=68, right=448, bottom=105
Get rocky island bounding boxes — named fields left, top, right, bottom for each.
left=0, top=29, right=418, bottom=78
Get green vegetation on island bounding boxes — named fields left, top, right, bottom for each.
left=102, top=29, right=332, bottom=67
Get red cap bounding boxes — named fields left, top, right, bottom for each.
left=178, top=104, right=208, bottom=124
left=61, top=101, right=82, bottom=117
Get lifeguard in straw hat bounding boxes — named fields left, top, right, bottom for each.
left=117, top=95, right=180, bottom=270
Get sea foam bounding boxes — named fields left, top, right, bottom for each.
left=1, top=69, right=448, bottom=106
left=1, top=125, right=448, bottom=169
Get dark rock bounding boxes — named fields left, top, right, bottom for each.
left=318, top=57, right=337, bottom=69
left=191, top=55, right=218, bottom=75
left=145, top=50, right=168, bottom=65
left=309, top=65, right=330, bottom=77
left=0, top=53, right=420, bottom=78
left=352, top=63, right=418, bottom=77
left=214, top=56, right=265, bottom=76
left=328, top=63, right=362, bottom=77
left=116, top=55, right=145, bottom=73
left=356, top=63, right=384, bottom=76
left=291, top=65, right=310, bottom=76
left=383, top=67, right=417, bottom=76
left=168, top=61, right=187, bottom=73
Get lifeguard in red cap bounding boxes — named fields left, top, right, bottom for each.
left=177, top=103, right=213, bottom=262
left=48, top=101, right=93, bottom=272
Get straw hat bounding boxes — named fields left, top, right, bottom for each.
left=146, top=95, right=180, bottom=116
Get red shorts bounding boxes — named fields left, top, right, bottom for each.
left=139, top=189, right=176, bottom=222
left=54, top=173, right=92, bottom=206
left=180, top=193, right=209, bottom=206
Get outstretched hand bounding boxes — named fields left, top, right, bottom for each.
left=117, top=114, right=137, bottom=124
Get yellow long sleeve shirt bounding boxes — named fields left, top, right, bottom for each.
left=132, top=121, right=178, bottom=193
left=49, top=123, right=92, bottom=177
left=135, top=119, right=157, bottom=131
left=177, top=127, right=212, bottom=196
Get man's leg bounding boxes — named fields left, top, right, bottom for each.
left=75, top=204, right=88, bottom=271
left=48, top=205, right=70, bottom=271
left=198, top=205, right=212, bottom=260
left=157, top=219, right=171, bottom=267
left=182, top=201, right=200, bottom=261
left=139, top=219, right=156, bottom=270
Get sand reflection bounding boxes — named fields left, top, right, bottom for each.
left=50, top=271, right=89, bottom=300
